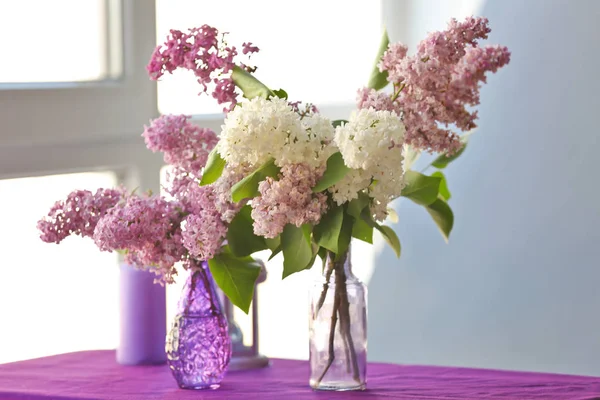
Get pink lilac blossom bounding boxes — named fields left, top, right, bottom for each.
left=449, top=45, right=512, bottom=105
left=164, top=165, right=245, bottom=224
left=164, top=169, right=196, bottom=210
left=242, top=42, right=259, bottom=55
left=37, top=188, right=124, bottom=244
left=251, top=164, right=328, bottom=238
left=163, top=168, right=232, bottom=260
left=356, top=88, right=395, bottom=112
left=288, top=101, right=320, bottom=118
left=147, top=25, right=258, bottom=112
left=93, top=195, right=187, bottom=284
left=379, top=43, right=408, bottom=75
left=364, top=16, right=510, bottom=154
left=180, top=185, right=228, bottom=260
left=163, top=169, right=208, bottom=214
left=212, top=78, right=237, bottom=106
left=143, top=114, right=218, bottom=175
left=210, top=165, right=249, bottom=223
left=182, top=212, right=227, bottom=261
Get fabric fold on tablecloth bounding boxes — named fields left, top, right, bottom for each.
left=0, top=351, right=599, bottom=399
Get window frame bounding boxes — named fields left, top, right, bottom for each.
left=0, top=0, right=163, bottom=192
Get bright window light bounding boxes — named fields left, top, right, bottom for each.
left=0, top=0, right=109, bottom=83
left=156, top=0, right=382, bottom=115
left=0, top=172, right=118, bottom=363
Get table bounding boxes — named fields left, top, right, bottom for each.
left=0, top=351, right=599, bottom=399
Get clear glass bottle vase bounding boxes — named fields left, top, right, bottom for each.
left=309, top=245, right=367, bottom=391
left=166, top=260, right=232, bottom=389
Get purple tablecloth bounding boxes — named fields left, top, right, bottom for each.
left=0, top=351, right=599, bottom=399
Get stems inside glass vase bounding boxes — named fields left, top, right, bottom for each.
left=314, top=251, right=360, bottom=386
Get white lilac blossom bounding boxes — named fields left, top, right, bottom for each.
left=218, top=97, right=334, bottom=169
left=331, top=108, right=406, bottom=220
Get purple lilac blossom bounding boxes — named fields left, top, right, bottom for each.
left=242, top=42, right=259, bottom=55
left=143, top=114, right=218, bottom=176
left=37, top=188, right=124, bottom=244
left=147, top=25, right=259, bottom=112
left=182, top=211, right=227, bottom=261
left=93, top=195, right=187, bottom=284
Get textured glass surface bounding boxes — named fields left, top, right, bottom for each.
left=166, top=263, right=231, bottom=389
left=309, top=248, right=367, bottom=390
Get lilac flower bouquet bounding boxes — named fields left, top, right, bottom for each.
left=38, top=17, right=510, bottom=390
left=192, top=17, right=508, bottom=389
left=173, top=17, right=509, bottom=311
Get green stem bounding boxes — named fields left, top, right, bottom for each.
left=335, top=264, right=360, bottom=383
left=315, top=251, right=360, bottom=385
left=390, top=83, right=406, bottom=102
left=315, top=288, right=340, bottom=385
left=315, top=261, right=334, bottom=316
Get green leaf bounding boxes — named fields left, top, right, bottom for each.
left=312, top=152, right=350, bottom=193
left=367, top=28, right=390, bottom=90
left=231, top=65, right=274, bottom=99
left=401, top=170, right=441, bottom=206
left=268, top=246, right=282, bottom=261
left=307, top=241, right=321, bottom=271
left=425, top=197, right=454, bottom=243
left=431, top=171, right=451, bottom=201
left=272, top=88, right=288, bottom=99
left=361, top=209, right=401, bottom=257
left=378, top=225, right=401, bottom=257
left=347, top=193, right=374, bottom=243
left=301, top=223, right=313, bottom=242
left=231, top=158, right=280, bottom=202
left=227, top=205, right=267, bottom=257
left=335, top=213, right=354, bottom=260
left=208, top=248, right=261, bottom=313
left=200, top=148, right=226, bottom=186
left=265, top=236, right=280, bottom=251
left=317, top=247, right=328, bottom=263
left=430, top=132, right=473, bottom=169
left=281, top=224, right=313, bottom=278
left=313, top=204, right=344, bottom=253
left=332, top=120, right=348, bottom=128
left=351, top=216, right=373, bottom=243
left=431, top=143, right=468, bottom=169
left=347, top=192, right=370, bottom=219
left=265, top=236, right=282, bottom=261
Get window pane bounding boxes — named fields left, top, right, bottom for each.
left=0, top=172, right=118, bottom=363
left=156, top=0, right=382, bottom=115
left=0, top=0, right=109, bottom=83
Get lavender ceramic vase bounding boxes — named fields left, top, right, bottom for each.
left=166, top=260, right=232, bottom=389
left=309, top=245, right=367, bottom=391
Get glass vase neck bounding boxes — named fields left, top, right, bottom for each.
left=177, top=260, right=221, bottom=317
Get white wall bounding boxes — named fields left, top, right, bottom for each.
left=370, top=0, right=600, bottom=376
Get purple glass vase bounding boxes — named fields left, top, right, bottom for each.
left=309, top=245, right=367, bottom=390
left=166, top=261, right=232, bottom=390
